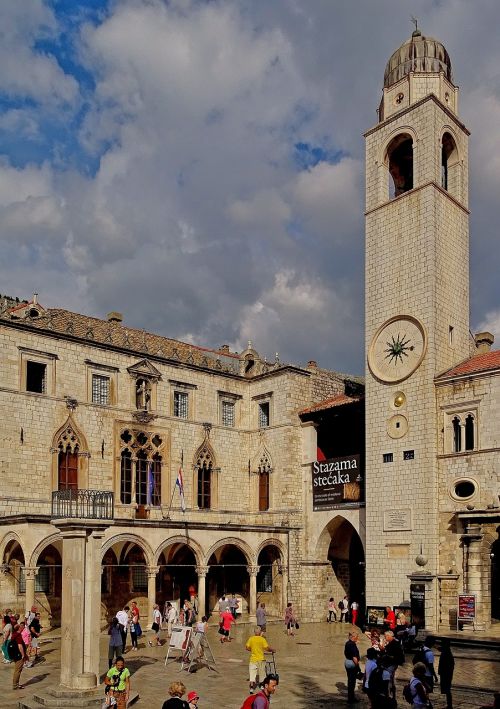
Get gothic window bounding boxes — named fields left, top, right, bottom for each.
left=452, top=416, right=461, bottom=453
left=465, top=414, right=475, bottom=451
left=196, top=444, right=214, bottom=509
left=387, top=133, right=413, bottom=198
left=135, top=451, right=149, bottom=506
left=120, top=449, right=132, bottom=504
left=257, top=450, right=272, bottom=511
left=58, top=445, right=78, bottom=490
left=118, top=429, right=164, bottom=506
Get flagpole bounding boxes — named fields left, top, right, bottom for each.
left=163, top=449, right=183, bottom=520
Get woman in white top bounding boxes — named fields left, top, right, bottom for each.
left=148, top=604, right=162, bottom=647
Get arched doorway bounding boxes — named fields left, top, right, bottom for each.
left=319, top=516, right=365, bottom=620
left=257, top=545, right=284, bottom=617
left=0, top=537, right=25, bottom=618
left=32, top=542, right=63, bottom=626
left=207, top=543, right=250, bottom=614
left=157, top=544, right=198, bottom=612
left=101, top=542, right=148, bottom=621
left=491, top=536, right=500, bottom=622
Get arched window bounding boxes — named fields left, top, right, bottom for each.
left=58, top=444, right=78, bottom=491
left=257, top=451, right=272, bottom=511
left=197, top=460, right=212, bottom=509
left=464, top=414, right=475, bottom=451
left=120, top=449, right=132, bottom=504
left=387, top=134, right=413, bottom=198
left=452, top=416, right=461, bottom=453
left=441, top=132, right=458, bottom=193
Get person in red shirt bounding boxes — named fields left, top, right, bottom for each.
left=384, top=606, right=396, bottom=631
left=219, top=609, right=235, bottom=643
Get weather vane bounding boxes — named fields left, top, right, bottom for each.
left=411, top=16, right=419, bottom=32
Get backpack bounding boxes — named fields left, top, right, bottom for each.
left=387, top=639, right=405, bottom=666
left=240, top=691, right=269, bottom=709
left=7, top=638, right=22, bottom=661
left=367, top=665, right=385, bottom=694
left=338, top=600, right=344, bottom=610
left=402, top=682, right=413, bottom=704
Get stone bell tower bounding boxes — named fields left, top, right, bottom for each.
left=364, top=29, right=471, bottom=627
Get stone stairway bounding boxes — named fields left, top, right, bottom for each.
left=18, top=687, right=139, bottom=709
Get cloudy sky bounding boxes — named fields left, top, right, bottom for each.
left=1, top=0, right=500, bottom=374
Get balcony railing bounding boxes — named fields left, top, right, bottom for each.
left=52, top=489, right=114, bottom=520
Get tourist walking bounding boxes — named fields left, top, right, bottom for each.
left=149, top=603, right=162, bottom=647
left=219, top=607, right=235, bottom=643
left=245, top=626, right=275, bottom=695
left=284, top=602, right=297, bottom=636
left=229, top=594, right=239, bottom=619
left=406, top=662, right=431, bottom=708
left=256, top=602, right=267, bottom=632
left=20, top=621, right=32, bottom=661
left=10, top=623, right=28, bottom=690
left=327, top=597, right=337, bottom=622
left=29, top=612, right=42, bottom=661
left=438, top=638, right=455, bottom=709
left=116, top=605, right=130, bottom=654
left=382, top=631, right=404, bottom=699
left=2, top=613, right=13, bottom=663
left=384, top=607, right=396, bottom=632
left=350, top=600, right=359, bottom=626
left=162, top=681, right=190, bottom=708
left=339, top=596, right=349, bottom=623
left=241, top=674, right=279, bottom=709
left=344, top=631, right=361, bottom=704
left=420, top=636, right=438, bottom=692
left=166, top=602, right=178, bottom=636
left=130, top=601, right=141, bottom=650
left=108, top=617, right=123, bottom=669
left=104, top=655, right=130, bottom=709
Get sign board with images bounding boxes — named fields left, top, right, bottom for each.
left=169, top=625, right=192, bottom=650
left=457, top=594, right=476, bottom=621
left=366, top=606, right=386, bottom=627
left=311, top=454, right=363, bottom=511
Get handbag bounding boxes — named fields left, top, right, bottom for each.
left=295, top=622, right=299, bottom=630
left=151, top=622, right=160, bottom=632
left=135, top=622, right=142, bottom=637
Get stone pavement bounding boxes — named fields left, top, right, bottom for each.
left=2, top=621, right=499, bottom=709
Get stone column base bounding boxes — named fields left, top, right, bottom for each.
left=18, top=685, right=139, bottom=709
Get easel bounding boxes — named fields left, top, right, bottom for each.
left=165, top=625, right=192, bottom=667
left=182, top=630, right=218, bottom=673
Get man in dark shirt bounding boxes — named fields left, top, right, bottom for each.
left=344, top=631, right=361, bottom=703
left=29, top=612, right=42, bottom=662
left=11, top=624, right=27, bottom=690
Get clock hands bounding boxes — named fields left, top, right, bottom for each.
left=384, top=332, right=414, bottom=365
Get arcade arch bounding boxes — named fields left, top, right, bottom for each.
left=206, top=541, right=252, bottom=614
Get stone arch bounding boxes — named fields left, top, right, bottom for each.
left=0, top=531, right=26, bottom=564
left=204, top=537, right=254, bottom=567
left=50, top=414, right=90, bottom=490
left=101, top=533, right=154, bottom=566
left=29, top=532, right=63, bottom=567
left=315, top=514, right=364, bottom=561
left=154, top=535, right=204, bottom=566
left=440, top=127, right=462, bottom=199
left=256, top=537, right=285, bottom=562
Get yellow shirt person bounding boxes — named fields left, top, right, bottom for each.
left=245, top=627, right=274, bottom=693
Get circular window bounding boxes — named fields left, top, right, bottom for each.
left=453, top=479, right=477, bottom=500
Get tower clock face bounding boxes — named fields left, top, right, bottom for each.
left=368, top=315, right=427, bottom=384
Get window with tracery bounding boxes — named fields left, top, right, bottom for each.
left=449, top=412, right=476, bottom=454
left=196, top=444, right=213, bottom=509
left=452, top=416, right=461, bottom=453
left=57, top=424, right=81, bottom=490
left=465, top=414, right=475, bottom=451
left=119, top=429, right=164, bottom=506
left=257, top=451, right=272, bottom=511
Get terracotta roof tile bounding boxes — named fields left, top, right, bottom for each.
left=437, top=350, right=500, bottom=379
left=299, top=393, right=363, bottom=416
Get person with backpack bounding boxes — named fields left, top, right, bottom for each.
left=438, top=638, right=455, bottom=709
left=413, top=636, right=438, bottom=692
left=339, top=596, right=349, bottom=623
left=404, top=662, right=431, bottom=707
left=9, top=623, right=28, bottom=690
left=240, top=673, right=279, bottom=709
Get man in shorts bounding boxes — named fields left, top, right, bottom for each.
left=245, top=627, right=275, bottom=694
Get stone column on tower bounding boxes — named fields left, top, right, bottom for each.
left=196, top=565, right=209, bottom=619
left=247, top=566, right=259, bottom=623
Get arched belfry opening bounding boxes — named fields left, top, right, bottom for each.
left=441, top=131, right=460, bottom=198
left=387, top=133, right=413, bottom=198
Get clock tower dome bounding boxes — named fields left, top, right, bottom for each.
left=364, top=29, right=472, bottom=626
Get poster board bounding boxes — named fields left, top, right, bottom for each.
left=366, top=606, right=386, bottom=627
left=457, top=594, right=476, bottom=629
left=165, top=625, right=192, bottom=666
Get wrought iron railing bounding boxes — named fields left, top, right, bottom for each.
left=51, top=489, right=114, bottom=520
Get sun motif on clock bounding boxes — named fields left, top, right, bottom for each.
left=368, top=315, right=427, bottom=384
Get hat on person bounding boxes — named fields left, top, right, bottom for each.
left=187, top=691, right=199, bottom=701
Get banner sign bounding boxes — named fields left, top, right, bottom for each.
left=410, top=583, right=425, bottom=628
left=458, top=594, right=476, bottom=621
left=311, top=454, right=363, bottom=510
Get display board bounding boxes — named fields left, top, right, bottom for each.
left=457, top=594, right=476, bottom=621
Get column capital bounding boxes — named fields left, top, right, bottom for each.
left=23, top=566, right=40, bottom=580
left=146, top=566, right=160, bottom=578
left=195, top=565, right=209, bottom=577
left=246, top=565, right=260, bottom=577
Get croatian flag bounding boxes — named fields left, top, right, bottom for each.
left=146, top=462, right=154, bottom=506
left=176, top=465, right=186, bottom=512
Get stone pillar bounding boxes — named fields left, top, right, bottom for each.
left=196, top=565, right=209, bottom=619
left=247, top=566, right=259, bottom=623
left=462, top=524, right=484, bottom=629
left=146, top=566, right=159, bottom=628
left=53, top=519, right=109, bottom=690
left=23, top=566, right=39, bottom=616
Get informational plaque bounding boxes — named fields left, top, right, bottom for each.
left=457, top=594, right=476, bottom=621
left=410, top=583, right=425, bottom=628
left=383, top=508, right=412, bottom=531
left=169, top=625, right=192, bottom=650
